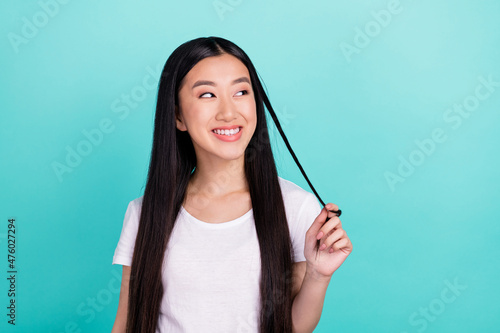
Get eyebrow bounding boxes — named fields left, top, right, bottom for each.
left=191, top=76, right=251, bottom=90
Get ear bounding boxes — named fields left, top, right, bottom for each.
left=175, top=105, right=187, bottom=131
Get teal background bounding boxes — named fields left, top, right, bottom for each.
left=1, top=0, right=499, bottom=332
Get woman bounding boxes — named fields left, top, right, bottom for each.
left=111, top=36, right=352, bottom=333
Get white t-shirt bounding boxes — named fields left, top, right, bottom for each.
left=112, top=176, right=323, bottom=333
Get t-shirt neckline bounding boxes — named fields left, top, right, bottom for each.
left=180, top=205, right=253, bottom=228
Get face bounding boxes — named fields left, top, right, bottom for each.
left=176, top=53, right=257, bottom=163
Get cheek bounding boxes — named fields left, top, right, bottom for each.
left=186, top=111, right=211, bottom=134
left=243, top=101, right=257, bottom=123
left=183, top=105, right=202, bottom=122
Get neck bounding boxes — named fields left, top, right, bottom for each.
left=187, top=156, right=248, bottom=198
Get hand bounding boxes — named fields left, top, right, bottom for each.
left=304, top=203, right=353, bottom=279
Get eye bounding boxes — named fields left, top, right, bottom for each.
left=235, top=90, right=248, bottom=96
left=199, top=92, right=214, bottom=98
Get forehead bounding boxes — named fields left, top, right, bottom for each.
left=183, top=54, right=250, bottom=83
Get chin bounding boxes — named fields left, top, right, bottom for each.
left=220, top=152, right=246, bottom=161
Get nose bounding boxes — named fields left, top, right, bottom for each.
left=216, top=93, right=237, bottom=121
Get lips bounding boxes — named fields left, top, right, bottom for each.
left=211, top=126, right=243, bottom=142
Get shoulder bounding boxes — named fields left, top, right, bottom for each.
left=277, top=176, right=320, bottom=218
left=129, top=195, right=144, bottom=211
left=277, top=177, right=323, bottom=262
left=277, top=176, right=317, bottom=204
left=121, top=195, right=144, bottom=224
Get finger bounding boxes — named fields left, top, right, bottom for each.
left=325, top=203, right=339, bottom=212
left=325, top=210, right=342, bottom=233
left=321, top=228, right=346, bottom=250
left=325, top=203, right=341, bottom=219
left=317, top=216, right=341, bottom=241
left=319, top=228, right=343, bottom=250
left=328, top=238, right=350, bottom=253
left=327, top=209, right=341, bottom=220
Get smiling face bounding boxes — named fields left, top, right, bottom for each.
left=175, top=53, right=257, bottom=164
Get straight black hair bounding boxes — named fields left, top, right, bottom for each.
left=126, top=36, right=340, bottom=333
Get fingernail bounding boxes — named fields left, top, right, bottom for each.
left=320, top=244, right=327, bottom=250
left=316, top=231, right=324, bottom=239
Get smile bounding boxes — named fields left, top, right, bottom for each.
left=212, top=127, right=241, bottom=136
left=211, top=127, right=242, bottom=142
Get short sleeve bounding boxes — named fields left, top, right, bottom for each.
left=112, top=200, right=140, bottom=266
left=291, top=192, right=323, bottom=263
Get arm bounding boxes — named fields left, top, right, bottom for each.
left=292, top=202, right=352, bottom=332
left=111, top=265, right=131, bottom=333
left=291, top=263, right=331, bottom=333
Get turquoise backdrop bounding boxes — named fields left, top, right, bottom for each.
left=1, top=0, right=499, bottom=332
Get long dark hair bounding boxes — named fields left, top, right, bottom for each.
left=126, top=36, right=340, bottom=333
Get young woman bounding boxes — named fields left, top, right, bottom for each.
left=111, top=36, right=352, bottom=333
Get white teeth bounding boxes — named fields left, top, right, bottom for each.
left=213, top=127, right=240, bottom=136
